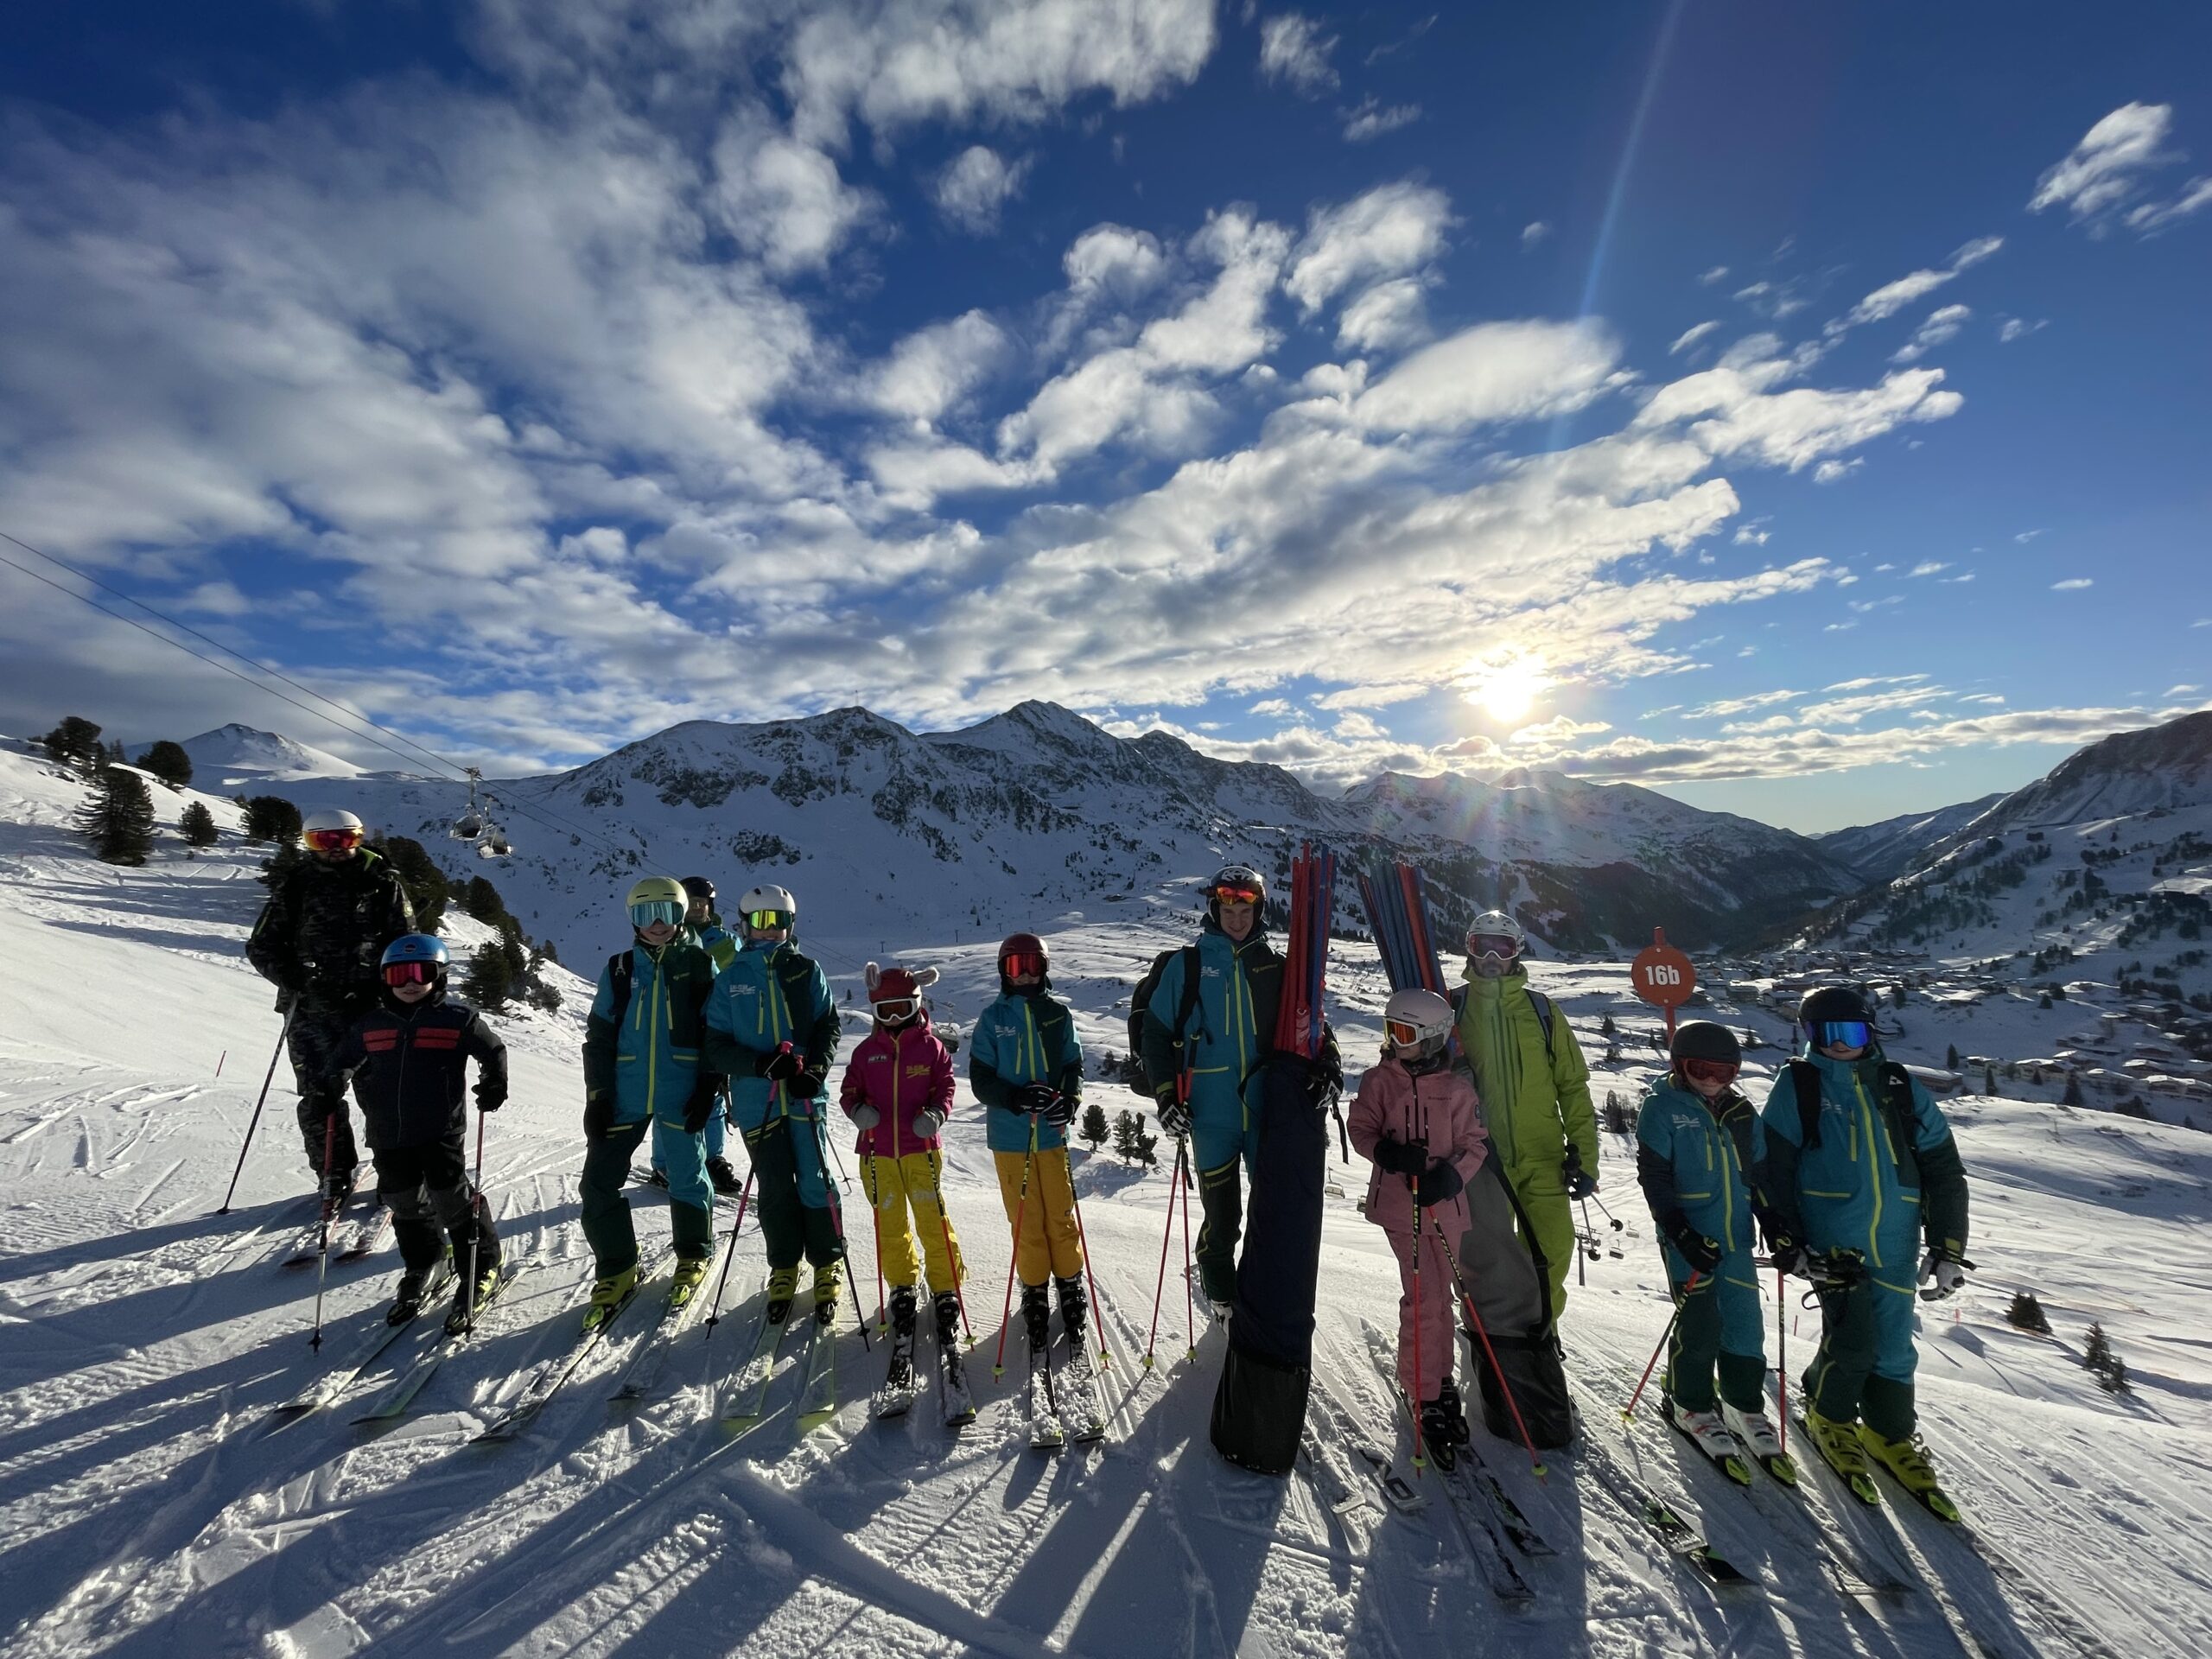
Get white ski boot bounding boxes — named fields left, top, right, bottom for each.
left=1669, top=1401, right=1753, bottom=1485
left=1722, top=1401, right=1799, bottom=1486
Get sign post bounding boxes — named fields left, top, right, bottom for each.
left=1630, top=927, right=1697, bottom=1046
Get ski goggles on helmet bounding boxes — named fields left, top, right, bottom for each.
left=872, top=996, right=918, bottom=1023
left=382, top=958, right=438, bottom=987
left=744, top=908, right=794, bottom=931
left=1211, top=885, right=1263, bottom=906
left=1811, top=1020, right=1872, bottom=1051
left=1001, top=951, right=1046, bottom=979
left=1681, top=1057, right=1738, bottom=1086
left=1384, top=1017, right=1432, bottom=1047
left=629, top=899, right=685, bottom=929
left=1468, top=933, right=1521, bottom=960
left=304, top=827, right=363, bottom=853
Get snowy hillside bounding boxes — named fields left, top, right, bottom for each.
left=180, top=724, right=368, bottom=786
left=3, top=744, right=2209, bottom=1657
left=1812, top=795, right=2005, bottom=886
left=190, top=701, right=1859, bottom=978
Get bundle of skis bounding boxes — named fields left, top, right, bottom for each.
left=1356, top=860, right=1448, bottom=995
left=1273, top=842, right=1338, bottom=1056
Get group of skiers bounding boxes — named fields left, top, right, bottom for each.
left=246, top=815, right=1972, bottom=1516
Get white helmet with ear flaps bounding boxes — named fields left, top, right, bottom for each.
left=1383, top=988, right=1454, bottom=1063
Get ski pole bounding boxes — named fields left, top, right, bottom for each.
left=1427, top=1210, right=1548, bottom=1478
left=1409, top=1181, right=1427, bottom=1473
left=864, top=1152, right=887, bottom=1335
left=1576, top=1199, right=1592, bottom=1286
left=993, top=1116, right=1039, bottom=1379
left=1776, top=1263, right=1788, bottom=1458
left=1144, top=1142, right=1182, bottom=1369
left=703, top=1171, right=753, bottom=1335
left=1624, top=1271, right=1703, bottom=1421
left=457, top=1107, right=486, bottom=1336
left=219, top=1002, right=297, bottom=1214
left=1587, top=1190, right=1625, bottom=1232
left=1178, top=1135, right=1195, bottom=1359
left=308, top=1109, right=338, bottom=1352
left=1061, top=1119, right=1112, bottom=1366
left=810, top=1107, right=871, bottom=1351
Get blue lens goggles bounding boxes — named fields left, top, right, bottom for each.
left=1813, top=1020, right=1872, bottom=1050
left=629, top=899, right=685, bottom=929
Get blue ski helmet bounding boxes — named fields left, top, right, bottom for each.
left=380, top=934, right=450, bottom=969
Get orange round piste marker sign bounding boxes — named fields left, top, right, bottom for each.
left=1630, top=927, right=1696, bottom=1039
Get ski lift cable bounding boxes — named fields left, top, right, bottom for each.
left=0, top=532, right=626, bottom=860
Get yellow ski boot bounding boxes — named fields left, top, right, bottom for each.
left=1805, top=1408, right=1882, bottom=1507
left=765, top=1266, right=801, bottom=1324
left=582, top=1263, right=639, bottom=1334
left=812, top=1260, right=843, bottom=1326
left=1857, top=1424, right=1963, bottom=1523
left=668, top=1252, right=709, bottom=1312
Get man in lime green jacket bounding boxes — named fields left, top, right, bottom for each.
left=1452, top=911, right=1598, bottom=1319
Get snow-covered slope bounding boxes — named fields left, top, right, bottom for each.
left=180, top=722, right=367, bottom=785
left=1814, top=793, right=2006, bottom=884
left=3, top=747, right=2209, bottom=1657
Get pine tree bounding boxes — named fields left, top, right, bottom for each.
left=2005, top=1291, right=2051, bottom=1334
left=1112, top=1110, right=1141, bottom=1163
left=180, top=801, right=219, bottom=848
left=41, top=715, right=104, bottom=772
left=134, top=740, right=194, bottom=790
left=75, top=766, right=156, bottom=865
left=1946, top=1043, right=1961, bottom=1071
left=1599, top=1013, right=1616, bottom=1037
left=370, top=834, right=448, bottom=932
left=1079, top=1101, right=1110, bottom=1151
left=461, top=943, right=515, bottom=1011
left=2062, top=1072, right=2085, bottom=1108
left=1983, top=1064, right=1997, bottom=1096
left=242, top=795, right=302, bottom=844
left=464, top=874, right=508, bottom=925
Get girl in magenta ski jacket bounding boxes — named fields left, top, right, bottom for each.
left=1349, top=988, right=1491, bottom=1467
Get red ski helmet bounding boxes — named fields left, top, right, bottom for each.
left=998, top=931, right=1048, bottom=982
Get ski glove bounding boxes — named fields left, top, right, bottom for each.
left=1562, top=1144, right=1598, bottom=1200
left=1013, top=1081, right=1058, bottom=1116
left=1041, top=1091, right=1078, bottom=1128
left=1414, top=1159, right=1465, bottom=1207
left=583, top=1091, right=616, bottom=1139
left=474, top=1084, right=505, bottom=1113
left=849, top=1103, right=880, bottom=1132
left=913, top=1107, right=946, bottom=1141
left=1158, top=1093, right=1192, bottom=1137
left=682, top=1079, right=720, bottom=1136
left=1918, top=1249, right=1971, bottom=1301
left=1766, top=1238, right=1807, bottom=1280
left=793, top=1067, right=827, bottom=1101
left=1370, top=1135, right=1424, bottom=1179
left=1805, top=1249, right=1867, bottom=1292
left=1668, top=1224, right=1725, bottom=1274
left=760, top=1045, right=804, bottom=1081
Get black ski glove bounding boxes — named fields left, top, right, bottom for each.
left=474, top=1084, right=505, bottom=1114
left=1306, top=1028, right=1343, bottom=1103
left=1371, top=1135, right=1423, bottom=1178
left=793, top=1066, right=827, bottom=1101
left=1415, top=1159, right=1465, bottom=1206
left=1666, top=1220, right=1724, bottom=1274
left=1563, top=1144, right=1598, bottom=1200
left=1041, top=1090, right=1077, bottom=1128
left=760, top=1046, right=803, bottom=1081
left=1156, top=1089, right=1192, bottom=1136
left=682, top=1077, right=721, bottom=1135
left=583, top=1091, right=616, bottom=1139
left=1014, top=1081, right=1059, bottom=1116
left=1805, top=1249, right=1866, bottom=1292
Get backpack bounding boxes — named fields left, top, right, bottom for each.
left=1785, top=1058, right=1921, bottom=1182
left=605, top=950, right=635, bottom=1027
left=1128, top=946, right=1202, bottom=1096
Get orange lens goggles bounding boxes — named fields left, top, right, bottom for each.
left=1213, top=887, right=1263, bottom=906
left=1001, top=952, right=1046, bottom=978
left=1681, top=1058, right=1738, bottom=1085
left=304, top=828, right=362, bottom=852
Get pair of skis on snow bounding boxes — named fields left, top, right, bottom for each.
left=275, top=1191, right=391, bottom=1270
left=717, top=1281, right=842, bottom=1433
left=272, top=1255, right=523, bottom=1421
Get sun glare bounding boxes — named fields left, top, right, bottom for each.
left=1465, top=656, right=1550, bottom=724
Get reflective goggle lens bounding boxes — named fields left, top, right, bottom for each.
left=745, top=909, right=793, bottom=931
left=873, top=997, right=918, bottom=1022
left=1815, top=1020, right=1871, bottom=1050
left=383, top=959, right=435, bottom=986
left=630, top=899, right=684, bottom=928
left=1681, top=1057, right=1738, bottom=1085
left=1213, top=886, right=1263, bottom=906
left=1385, top=1019, right=1424, bottom=1046
left=1470, top=934, right=1519, bottom=958
left=1001, top=952, right=1046, bottom=978
left=304, top=828, right=361, bottom=852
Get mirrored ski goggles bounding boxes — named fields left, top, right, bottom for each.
left=1001, top=952, right=1046, bottom=979
left=1469, top=934, right=1521, bottom=959
left=743, top=908, right=794, bottom=931
left=1681, top=1057, right=1738, bottom=1086
left=629, top=899, right=685, bottom=929
left=1211, top=886, right=1263, bottom=906
left=871, top=997, right=918, bottom=1023
left=1812, top=1020, right=1871, bottom=1051
left=382, top=959, right=438, bottom=986
left=304, top=828, right=362, bottom=853
left=1385, top=1018, right=1440, bottom=1048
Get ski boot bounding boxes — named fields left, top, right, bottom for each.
left=706, top=1156, right=743, bottom=1198
left=879, top=1287, right=918, bottom=1402
left=1054, top=1274, right=1089, bottom=1357
left=668, top=1250, right=710, bottom=1313
left=765, top=1265, right=801, bottom=1324
left=1418, top=1395, right=1459, bottom=1472
left=582, top=1263, right=639, bottom=1334
left=812, top=1259, right=843, bottom=1326
left=1436, top=1376, right=1473, bottom=1447
left=1668, top=1401, right=1753, bottom=1485
left=1804, top=1408, right=1881, bottom=1506
left=1021, top=1283, right=1062, bottom=1445
left=446, top=1259, right=501, bottom=1336
left=1857, top=1424, right=1962, bottom=1522
left=644, top=1167, right=671, bottom=1191
left=1722, top=1401, right=1797, bottom=1487
left=321, top=1165, right=357, bottom=1210
left=388, top=1263, right=439, bottom=1325
left=935, top=1290, right=976, bottom=1426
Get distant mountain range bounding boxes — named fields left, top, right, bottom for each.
left=181, top=723, right=363, bottom=785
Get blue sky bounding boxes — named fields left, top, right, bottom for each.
left=0, top=1, right=2206, bottom=832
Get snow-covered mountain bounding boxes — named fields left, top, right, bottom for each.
left=1813, top=792, right=2006, bottom=884
left=180, top=722, right=366, bottom=785
left=258, top=700, right=1858, bottom=969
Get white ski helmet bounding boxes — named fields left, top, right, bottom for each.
left=302, top=808, right=364, bottom=834
left=739, top=884, right=798, bottom=938
left=302, top=807, right=365, bottom=852
left=1465, top=910, right=1526, bottom=976
left=1382, top=988, right=1454, bottom=1064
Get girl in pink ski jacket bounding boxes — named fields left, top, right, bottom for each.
left=838, top=964, right=965, bottom=1316
left=1349, top=989, right=1490, bottom=1450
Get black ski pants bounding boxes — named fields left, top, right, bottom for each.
left=289, top=995, right=366, bottom=1179
left=374, top=1140, right=498, bottom=1276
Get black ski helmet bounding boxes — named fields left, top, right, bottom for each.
left=680, top=875, right=715, bottom=904
left=1205, top=864, right=1267, bottom=927
left=1797, top=985, right=1870, bottom=1027
left=1670, top=1021, right=1742, bottom=1067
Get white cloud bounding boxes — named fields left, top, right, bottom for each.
left=1999, top=316, right=2049, bottom=343
left=1697, top=264, right=1730, bottom=286
left=2030, top=102, right=2177, bottom=229
left=1633, top=353, right=1963, bottom=473
left=1812, top=458, right=1861, bottom=485
left=1337, top=278, right=1430, bottom=351
left=867, top=311, right=1010, bottom=423
left=1062, top=224, right=1169, bottom=303
left=714, top=120, right=877, bottom=276
left=1891, top=302, right=1971, bottom=363
left=1351, top=320, right=1629, bottom=432
left=1669, top=321, right=1721, bottom=356
left=1342, top=98, right=1421, bottom=142
left=2014, top=528, right=2047, bottom=543
left=932, top=145, right=1033, bottom=235
left=1909, top=561, right=1949, bottom=576
left=1249, top=697, right=1296, bottom=716
left=1838, top=237, right=2000, bottom=330
left=2126, top=175, right=2212, bottom=234
left=2169, top=684, right=2203, bottom=697
left=1521, top=220, right=1553, bottom=249
left=1259, top=13, right=1338, bottom=93
left=2051, top=578, right=2094, bottom=591
left=1286, top=181, right=1453, bottom=312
